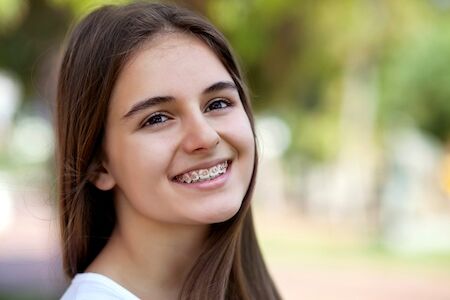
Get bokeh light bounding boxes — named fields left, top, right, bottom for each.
left=8, top=116, right=54, bottom=164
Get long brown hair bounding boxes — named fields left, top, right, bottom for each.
left=56, top=2, right=281, bottom=299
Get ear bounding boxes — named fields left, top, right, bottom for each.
left=89, top=160, right=116, bottom=191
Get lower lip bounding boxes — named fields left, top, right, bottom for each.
left=172, top=161, right=232, bottom=190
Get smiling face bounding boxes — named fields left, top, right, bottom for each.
left=94, top=33, right=255, bottom=226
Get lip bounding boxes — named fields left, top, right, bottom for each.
left=171, top=158, right=231, bottom=179
left=171, top=160, right=232, bottom=190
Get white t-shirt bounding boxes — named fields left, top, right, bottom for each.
left=60, top=272, right=140, bottom=300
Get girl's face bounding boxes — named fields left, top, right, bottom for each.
left=95, top=33, right=255, bottom=226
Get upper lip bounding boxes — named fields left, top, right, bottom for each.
left=171, top=158, right=231, bottom=179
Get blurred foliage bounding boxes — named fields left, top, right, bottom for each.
left=1, top=0, right=450, bottom=160
left=0, top=0, right=28, bottom=33
left=381, top=24, right=450, bottom=142
left=0, top=0, right=70, bottom=97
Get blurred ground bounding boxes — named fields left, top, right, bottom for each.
left=0, top=181, right=65, bottom=299
left=254, top=209, right=450, bottom=300
left=270, top=263, right=450, bottom=300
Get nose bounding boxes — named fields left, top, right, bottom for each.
left=181, top=113, right=220, bottom=154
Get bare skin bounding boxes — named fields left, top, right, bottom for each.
left=87, top=217, right=209, bottom=299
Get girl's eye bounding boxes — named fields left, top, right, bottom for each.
left=142, top=114, right=169, bottom=127
left=205, top=99, right=231, bottom=112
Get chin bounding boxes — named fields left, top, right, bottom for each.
left=200, top=201, right=243, bottom=224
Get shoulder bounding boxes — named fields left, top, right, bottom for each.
left=60, top=273, right=140, bottom=300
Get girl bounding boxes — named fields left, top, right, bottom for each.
left=57, top=2, right=281, bottom=299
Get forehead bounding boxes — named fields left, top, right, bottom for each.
left=109, top=33, right=233, bottom=117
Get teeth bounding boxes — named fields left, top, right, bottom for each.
left=175, top=161, right=229, bottom=184
left=190, top=171, right=199, bottom=182
left=199, top=169, right=210, bottom=180
left=210, top=166, right=218, bottom=176
left=182, top=173, right=192, bottom=184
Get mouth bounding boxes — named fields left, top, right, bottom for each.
left=172, top=160, right=232, bottom=185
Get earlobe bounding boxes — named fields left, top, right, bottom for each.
left=90, top=161, right=116, bottom=191
left=94, top=171, right=116, bottom=191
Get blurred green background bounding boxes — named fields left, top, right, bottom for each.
left=1, top=0, right=450, bottom=299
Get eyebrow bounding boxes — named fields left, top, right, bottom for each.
left=203, top=81, right=237, bottom=94
left=122, top=80, right=237, bottom=120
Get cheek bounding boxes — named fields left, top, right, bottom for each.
left=105, top=132, right=174, bottom=191
left=225, top=111, right=255, bottom=157
left=219, top=110, right=255, bottom=188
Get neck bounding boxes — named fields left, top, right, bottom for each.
left=87, top=211, right=210, bottom=299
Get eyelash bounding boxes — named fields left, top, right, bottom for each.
left=141, top=98, right=233, bottom=128
left=205, top=98, right=232, bottom=112
left=142, top=113, right=169, bottom=128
